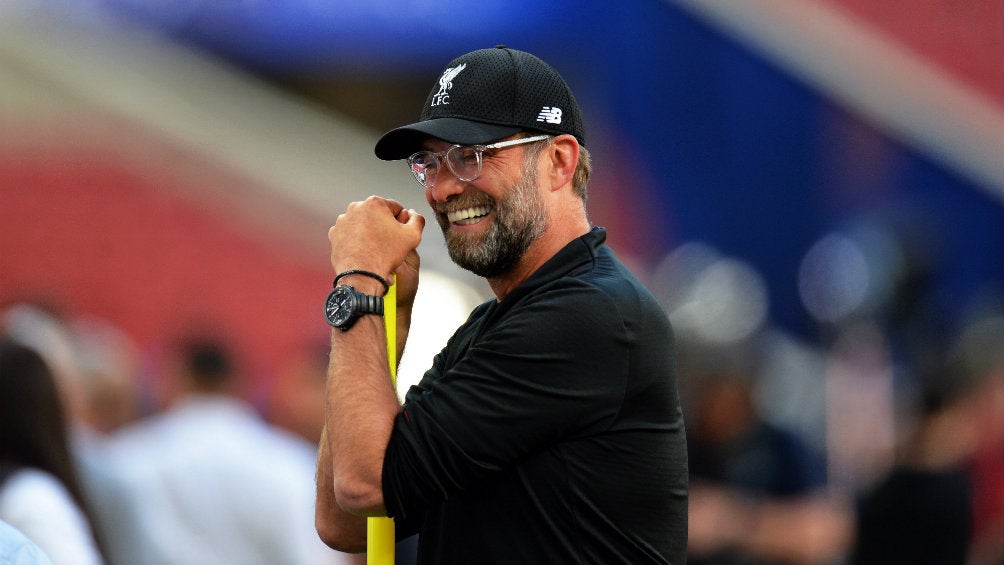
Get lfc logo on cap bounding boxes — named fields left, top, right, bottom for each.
left=431, top=64, right=467, bottom=107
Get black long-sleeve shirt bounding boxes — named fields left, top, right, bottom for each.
left=383, top=227, right=688, bottom=565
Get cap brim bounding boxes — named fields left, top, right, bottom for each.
left=374, top=118, right=521, bottom=160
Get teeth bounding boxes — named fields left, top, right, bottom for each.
left=447, top=205, right=491, bottom=224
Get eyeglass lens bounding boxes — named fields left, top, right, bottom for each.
left=409, top=145, right=483, bottom=188
left=406, top=135, right=550, bottom=188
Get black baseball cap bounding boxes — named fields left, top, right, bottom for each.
left=374, top=45, right=586, bottom=160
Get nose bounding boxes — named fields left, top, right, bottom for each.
left=425, top=172, right=466, bottom=204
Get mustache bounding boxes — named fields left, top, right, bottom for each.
left=433, top=193, right=496, bottom=216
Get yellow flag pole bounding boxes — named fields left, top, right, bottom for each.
left=368, top=275, right=396, bottom=565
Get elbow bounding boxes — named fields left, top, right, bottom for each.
left=333, top=473, right=386, bottom=516
left=314, top=472, right=381, bottom=552
left=314, top=474, right=386, bottom=552
left=315, top=512, right=366, bottom=553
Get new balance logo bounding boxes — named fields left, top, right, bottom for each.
left=536, top=107, right=563, bottom=125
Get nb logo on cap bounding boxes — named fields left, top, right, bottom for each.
left=536, top=107, right=563, bottom=125
left=431, top=64, right=467, bottom=107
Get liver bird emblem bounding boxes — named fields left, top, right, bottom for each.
left=434, top=63, right=467, bottom=99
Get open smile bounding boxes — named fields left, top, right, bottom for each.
left=447, top=205, right=492, bottom=226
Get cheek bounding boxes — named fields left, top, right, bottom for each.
left=481, top=155, right=522, bottom=183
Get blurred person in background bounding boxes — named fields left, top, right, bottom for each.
left=0, top=519, right=54, bottom=565
left=2, top=302, right=146, bottom=565
left=0, top=337, right=106, bottom=565
left=849, top=356, right=990, bottom=563
left=2, top=303, right=143, bottom=439
left=68, top=315, right=143, bottom=437
left=269, top=341, right=330, bottom=446
left=849, top=308, right=1004, bottom=565
left=67, top=315, right=147, bottom=565
left=965, top=311, right=1004, bottom=565
left=683, top=337, right=852, bottom=565
left=2, top=303, right=88, bottom=430
left=108, top=334, right=356, bottom=565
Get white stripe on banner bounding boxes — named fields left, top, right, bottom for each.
left=671, top=0, right=1004, bottom=200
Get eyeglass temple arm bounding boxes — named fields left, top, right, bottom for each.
left=482, top=134, right=552, bottom=150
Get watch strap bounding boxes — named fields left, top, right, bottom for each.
left=356, top=292, right=384, bottom=316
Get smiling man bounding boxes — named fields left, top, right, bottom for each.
left=315, top=46, right=688, bottom=565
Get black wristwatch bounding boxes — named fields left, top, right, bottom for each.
left=324, top=285, right=384, bottom=331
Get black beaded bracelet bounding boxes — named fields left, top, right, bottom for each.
left=333, top=269, right=390, bottom=296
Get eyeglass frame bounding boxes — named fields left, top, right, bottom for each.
left=405, top=134, right=552, bottom=188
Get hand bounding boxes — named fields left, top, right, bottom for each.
left=386, top=206, right=421, bottom=311
left=395, top=248, right=421, bottom=312
left=328, top=196, right=425, bottom=285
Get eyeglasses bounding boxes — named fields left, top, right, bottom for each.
left=406, top=134, right=551, bottom=188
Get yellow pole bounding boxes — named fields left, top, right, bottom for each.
left=368, top=276, right=396, bottom=565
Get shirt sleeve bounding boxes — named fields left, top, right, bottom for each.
left=383, top=282, right=630, bottom=520
left=0, top=520, right=55, bottom=565
left=0, top=470, right=103, bottom=565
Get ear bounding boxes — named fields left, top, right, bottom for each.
left=546, top=135, right=580, bottom=192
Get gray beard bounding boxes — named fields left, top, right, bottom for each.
left=441, top=168, right=549, bottom=278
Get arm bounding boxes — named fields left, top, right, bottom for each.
left=315, top=424, right=367, bottom=552
left=314, top=197, right=424, bottom=548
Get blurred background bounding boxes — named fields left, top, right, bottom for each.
left=1, top=1, right=1002, bottom=564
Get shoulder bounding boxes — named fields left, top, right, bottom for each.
left=508, top=279, right=625, bottom=338
left=0, top=468, right=70, bottom=510
left=523, top=259, right=661, bottom=334
left=0, top=470, right=93, bottom=537
left=0, top=469, right=102, bottom=565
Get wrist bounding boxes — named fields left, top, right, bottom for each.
left=338, top=274, right=388, bottom=296
left=333, top=269, right=391, bottom=296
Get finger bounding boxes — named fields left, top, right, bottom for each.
left=404, top=209, right=425, bottom=230
left=370, top=195, right=405, bottom=217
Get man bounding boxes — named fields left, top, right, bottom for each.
left=109, top=337, right=353, bottom=565
left=316, top=46, right=688, bottom=564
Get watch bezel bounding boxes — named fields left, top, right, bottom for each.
left=324, top=284, right=384, bottom=331
left=325, top=285, right=358, bottom=329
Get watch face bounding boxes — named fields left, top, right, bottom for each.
left=325, top=286, right=356, bottom=328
